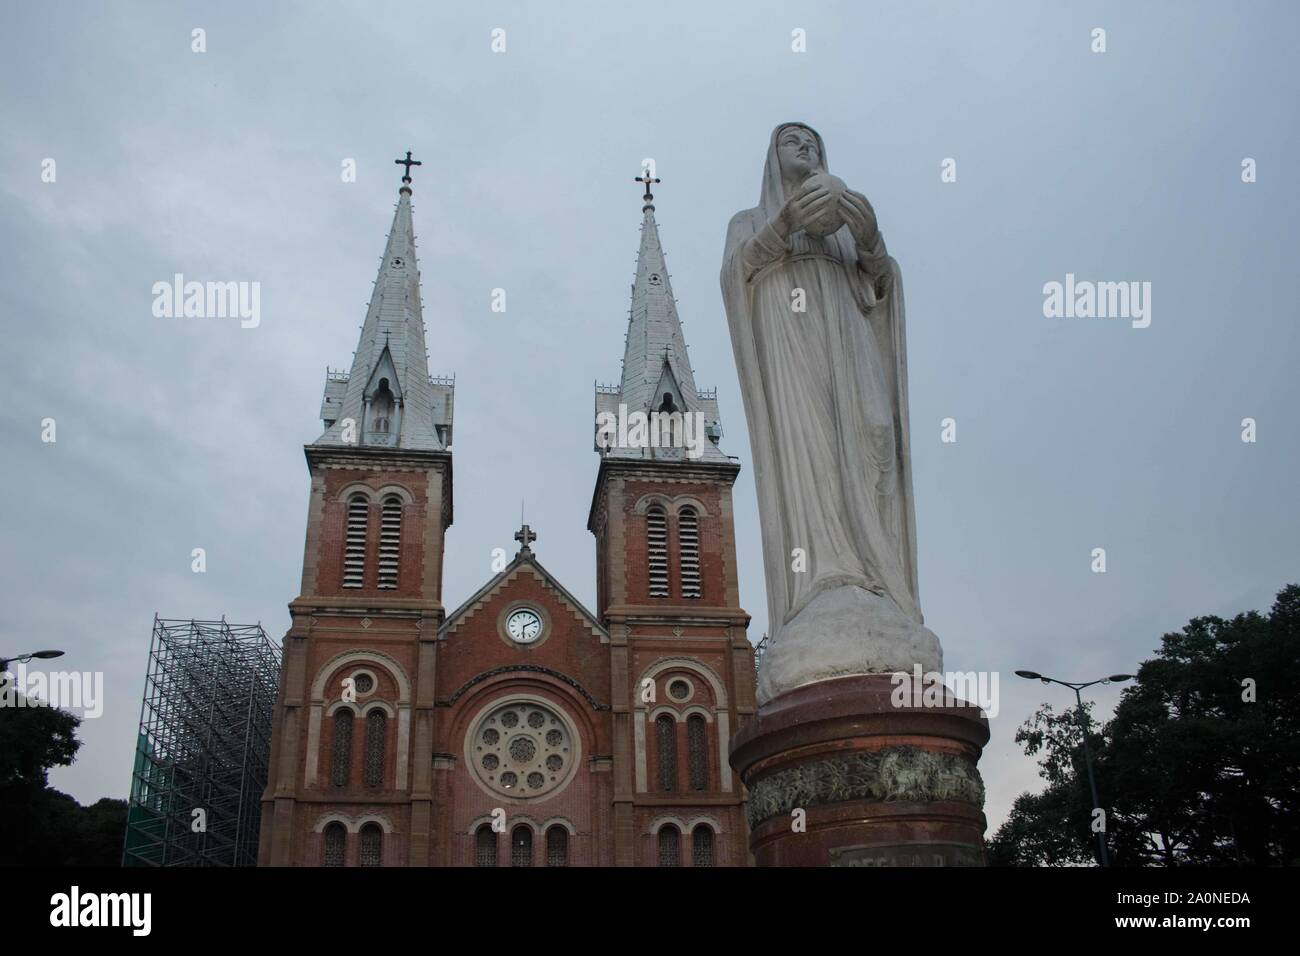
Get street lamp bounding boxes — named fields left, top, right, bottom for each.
left=1014, top=669, right=1135, bottom=866
left=0, top=649, right=65, bottom=691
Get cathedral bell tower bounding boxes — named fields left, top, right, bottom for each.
left=589, top=175, right=756, bottom=866
left=260, top=156, right=454, bottom=866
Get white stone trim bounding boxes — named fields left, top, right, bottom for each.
left=311, top=649, right=411, bottom=704
left=684, top=815, right=722, bottom=835
left=462, top=693, right=582, bottom=803
left=356, top=813, right=396, bottom=834
left=539, top=817, right=577, bottom=835
left=631, top=492, right=713, bottom=518
left=647, top=815, right=688, bottom=835
left=308, top=651, right=412, bottom=789
left=632, top=493, right=673, bottom=515
left=664, top=674, right=696, bottom=704
left=670, top=495, right=711, bottom=517
left=637, top=657, right=728, bottom=709
left=466, top=815, right=502, bottom=836
left=633, top=658, right=732, bottom=792
left=314, top=813, right=355, bottom=833
left=373, top=483, right=415, bottom=505
left=305, top=707, right=322, bottom=786
left=648, top=704, right=684, bottom=723
left=336, top=483, right=377, bottom=504
left=633, top=709, right=647, bottom=792
left=348, top=668, right=379, bottom=699
left=361, top=699, right=396, bottom=717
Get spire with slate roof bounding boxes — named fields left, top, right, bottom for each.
left=594, top=174, right=725, bottom=462
left=316, top=154, right=454, bottom=452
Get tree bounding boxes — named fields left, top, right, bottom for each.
left=990, top=584, right=1300, bottom=866
left=0, top=687, right=127, bottom=866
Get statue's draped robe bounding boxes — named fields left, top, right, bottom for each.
left=721, top=124, right=922, bottom=646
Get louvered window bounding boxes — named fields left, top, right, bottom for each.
left=359, top=823, right=382, bottom=867
left=687, top=715, right=708, bottom=791
left=343, top=494, right=369, bottom=588
left=647, top=506, right=669, bottom=597
left=475, top=824, right=497, bottom=867
left=511, top=826, right=533, bottom=867
left=658, top=825, right=680, bottom=867
left=692, top=825, right=715, bottom=867
left=656, top=714, right=677, bottom=792
left=678, top=506, right=701, bottom=598
left=363, top=710, right=386, bottom=788
left=330, top=710, right=353, bottom=788
left=377, top=496, right=401, bottom=589
left=546, top=826, right=568, bottom=867
left=323, top=822, right=346, bottom=867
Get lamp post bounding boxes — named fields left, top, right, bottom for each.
left=0, top=649, right=65, bottom=691
left=1015, top=669, right=1135, bottom=867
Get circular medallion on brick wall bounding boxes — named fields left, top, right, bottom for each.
left=467, top=698, right=580, bottom=800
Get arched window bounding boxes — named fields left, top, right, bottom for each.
left=646, top=505, right=669, bottom=597
left=359, top=823, right=383, bottom=867
left=330, top=710, right=353, bottom=788
left=678, top=506, right=701, bottom=598
left=343, top=494, right=369, bottom=588
left=323, top=822, right=346, bottom=867
left=511, top=825, right=533, bottom=867
left=692, top=825, right=715, bottom=867
left=656, top=714, right=677, bottom=792
left=363, top=710, right=386, bottom=788
left=377, top=496, right=402, bottom=589
left=475, top=824, right=497, bottom=867
left=658, top=825, right=680, bottom=867
left=687, top=715, right=708, bottom=791
left=546, top=826, right=568, bottom=867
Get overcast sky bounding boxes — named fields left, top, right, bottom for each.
left=2, top=0, right=1296, bottom=835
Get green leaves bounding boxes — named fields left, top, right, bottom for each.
left=991, top=585, right=1300, bottom=866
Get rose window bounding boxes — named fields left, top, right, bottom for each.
left=469, top=700, right=576, bottom=799
left=510, top=737, right=537, bottom=763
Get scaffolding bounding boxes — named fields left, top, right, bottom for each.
left=122, top=616, right=281, bottom=867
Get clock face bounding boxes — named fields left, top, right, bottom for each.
left=506, top=608, right=542, bottom=644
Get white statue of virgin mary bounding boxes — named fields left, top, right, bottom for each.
left=721, top=122, right=942, bottom=704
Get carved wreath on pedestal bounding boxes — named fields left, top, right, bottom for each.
left=744, top=746, right=985, bottom=830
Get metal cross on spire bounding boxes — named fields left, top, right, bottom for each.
left=635, top=168, right=661, bottom=211
left=395, top=150, right=422, bottom=184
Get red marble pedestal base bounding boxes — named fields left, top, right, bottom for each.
left=729, top=674, right=991, bottom=867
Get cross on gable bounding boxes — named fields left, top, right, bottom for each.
left=514, top=524, right=537, bottom=553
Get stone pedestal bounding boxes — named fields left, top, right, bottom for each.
left=730, top=674, right=990, bottom=866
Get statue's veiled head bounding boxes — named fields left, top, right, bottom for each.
left=775, top=124, right=824, bottom=183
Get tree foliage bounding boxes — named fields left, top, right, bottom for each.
left=0, top=688, right=127, bottom=866
left=989, top=585, right=1300, bottom=866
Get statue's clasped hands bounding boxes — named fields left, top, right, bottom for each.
left=776, top=176, right=879, bottom=249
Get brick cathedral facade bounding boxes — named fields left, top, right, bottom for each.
left=258, top=174, right=756, bottom=866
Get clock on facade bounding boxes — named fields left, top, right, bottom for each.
left=505, top=607, right=543, bottom=644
